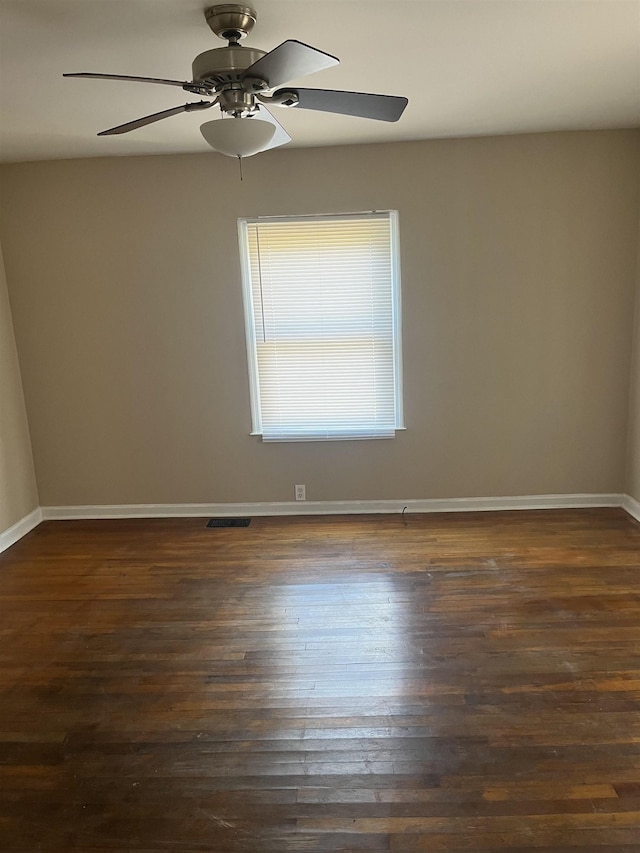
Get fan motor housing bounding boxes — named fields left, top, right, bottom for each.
left=192, top=46, right=266, bottom=85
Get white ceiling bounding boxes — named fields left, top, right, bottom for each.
left=1, top=0, right=639, bottom=163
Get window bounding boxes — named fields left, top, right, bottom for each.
left=238, top=211, right=404, bottom=441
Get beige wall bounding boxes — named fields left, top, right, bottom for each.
left=1, top=130, right=639, bottom=507
left=0, top=241, right=38, bottom=530
left=626, top=217, right=640, bottom=504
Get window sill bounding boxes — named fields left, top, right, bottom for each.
left=250, top=428, right=406, bottom=443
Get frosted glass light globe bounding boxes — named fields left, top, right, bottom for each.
left=200, top=117, right=275, bottom=157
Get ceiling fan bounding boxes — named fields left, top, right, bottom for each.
left=64, top=4, right=408, bottom=158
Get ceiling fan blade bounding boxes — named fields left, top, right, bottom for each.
left=254, top=104, right=292, bottom=151
left=98, top=100, right=215, bottom=136
left=241, top=40, right=339, bottom=89
left=64, top=72, right=195, bottom=89
left=277, top=88, right=408, bottom=122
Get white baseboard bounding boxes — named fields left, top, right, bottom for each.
left=622, top=494, right=640, bottom=523
left=3, top=496, right=635, bottom=551
left=0, top=507, right=43, bottom=554
left=41, top=493, right=624, bottom=521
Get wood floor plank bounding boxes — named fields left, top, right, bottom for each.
left=0, top=508, right=638, bottom=851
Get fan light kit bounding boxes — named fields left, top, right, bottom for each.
left=64, top=4, right=408, bottom=159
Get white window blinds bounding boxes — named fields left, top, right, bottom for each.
left=238, top=212, right=403, bottom=441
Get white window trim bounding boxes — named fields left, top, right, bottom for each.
left=238, top=210, right=404, bottom=441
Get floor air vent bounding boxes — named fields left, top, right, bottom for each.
left=206, top=518, right=251, bottom=528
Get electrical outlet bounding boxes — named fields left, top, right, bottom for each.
left=295, top=484, right=306, bottom=501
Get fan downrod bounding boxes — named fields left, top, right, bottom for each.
left=205, top=5, right=257, bottom=44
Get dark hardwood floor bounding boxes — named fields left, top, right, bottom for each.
left=1, top=508, right=639, bottom=852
